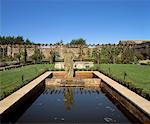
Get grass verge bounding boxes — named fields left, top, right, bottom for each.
left=93, top=64, right=150, bottom=100
left=0, top=64, right=54, bottom=100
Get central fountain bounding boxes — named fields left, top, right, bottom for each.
left=45, top=49, right=101, bottom=87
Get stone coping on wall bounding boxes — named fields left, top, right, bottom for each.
left=0, top=71, right=52, bottom=115
left=93, top=71, right=150, bottom=117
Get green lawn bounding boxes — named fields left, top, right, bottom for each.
left=94, top=64, right=150, bottom=94
left=0, top=64, right=54, bottom=100
left=0, top=63, right=150, bottom=100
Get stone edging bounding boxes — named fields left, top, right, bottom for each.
left=93, top=71, right=150, bottom=123
left=0, top=71, right=52, bottom=115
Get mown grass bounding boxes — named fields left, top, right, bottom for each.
left=94, top=64, right=150, bottom=94
left=0, top=64, right=54, bottom=100
left=1, top=63, right=149, bottom=100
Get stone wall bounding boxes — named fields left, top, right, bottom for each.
left=119, top=40, right=150, bottom=45
left=54, top=61, right=94, bottom=69
left=0, top=45, right=94, bottom=61
left=0, top=41, right=149, bottom=61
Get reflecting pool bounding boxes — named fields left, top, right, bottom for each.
left=14, top=87, right=132, bottom=123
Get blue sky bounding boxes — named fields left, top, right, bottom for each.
left=1, top=0, right=150, bottom=44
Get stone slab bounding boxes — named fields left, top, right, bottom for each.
left=93, top=71, right=150, bottom=117
left=0, top=71, right=52, bottom=115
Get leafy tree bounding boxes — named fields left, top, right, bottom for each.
left=121, top=47, right=135, bottom=64
left=16, top=53, right=21, bottom=63
left=109, top=47, right=122, bottom=64
left=0, top=36, right=34, bottom=45
left=100, top=47, right=110, bottom=63
left=135, top=51, right=144, bottom=60
left=92, top=48, right=101, bottom=64
left=23, top=45, right=27, bottom=63
left=68, top=38, right=87, bottom=61
left=54, top=40, right=64, bottom=45
left=53, top=52, right=60, bottom=62
left=15, top=36, right=24, bottom=44
left=31, top=48, right=44, bottom=63
left=69, top=38, right=86, bottom=45
left=25, top=39, right=32, bottom=45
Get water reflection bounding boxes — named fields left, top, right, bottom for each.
left=43, top=87, right=102, bottom=111
left=43, top=87, right=101, bottom=96
left=10, top=87, right=134, bottom=123
left=64, top=88, right=74, bottom=111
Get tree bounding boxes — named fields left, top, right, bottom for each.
left=15, top=36, right=24, bottom=44
left=16, top=53, right=21, bottom=63
left=24, top=45, right=27, bottom=63
left=135, top=51, right=144, bottom=60
left=0, top=36, right=34, bottom=45
left=54, top=40, right=64, bottom=45
left=69, top=38, right=86, bottom=45
left=121, top=47, right=135, bottom=64
left=68, top=38, right=87, bottom=61
left=92, top=48, right=101, bottom=64
left=25, top=39, right=32, bottom=45
left=100, top=47, right=110, bottom=63
left=31, top=48, right=44, bottom=63
left=53, top=51, right=60, bottom=62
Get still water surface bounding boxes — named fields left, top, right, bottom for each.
left=15, top=87, right=131, bottom=123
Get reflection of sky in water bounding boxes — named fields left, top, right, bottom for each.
left=16, top=87, right=131, bottom=123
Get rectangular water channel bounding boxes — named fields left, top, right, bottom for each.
left=4, top=86, right=134, bottom=123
